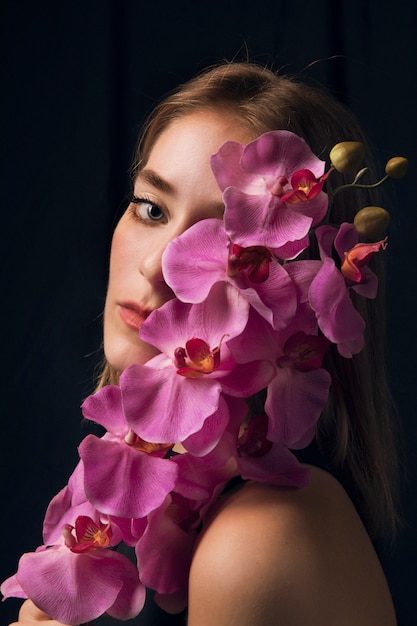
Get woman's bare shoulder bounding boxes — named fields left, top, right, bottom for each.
left=188, top=467, right=397, bottom=626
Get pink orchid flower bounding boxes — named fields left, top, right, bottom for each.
left=162, top=218, right=297, bottom=329
left=121, top=283, right=275, bottom=446
left=211, top=130, right=328, bottom=259
left=79, top=385, right=178, bottom=519
left=1, top=517, right=145, bottom=625
left=309, top=223, right=386, bottom=357
left=228, top=308, right=331, bottom=449
left=42, top=460, right=107, bottom=545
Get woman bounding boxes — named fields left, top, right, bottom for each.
left=6, top=62, right=400, bottom=625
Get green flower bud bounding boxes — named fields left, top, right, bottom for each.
left=353, top=206, right=390, bottom=238
left=329, top=141, right=366, bottom=174
left=385, top=157, right=408, bottom=179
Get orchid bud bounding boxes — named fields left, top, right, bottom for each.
left=353, top=206, right=390, bottom=238
left=385, top=156, right=408, bottom=179
left=329, top=141, right=366, bottom=174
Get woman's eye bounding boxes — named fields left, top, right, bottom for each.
left=131, top=197, right=165, bottom=222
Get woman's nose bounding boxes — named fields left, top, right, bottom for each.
left=139, top=245, right=165, bottom=284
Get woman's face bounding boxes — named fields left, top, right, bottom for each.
left=103, top=110, right=255, bottom=373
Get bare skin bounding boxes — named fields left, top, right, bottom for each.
left=188, top=466, right=397, bottom=626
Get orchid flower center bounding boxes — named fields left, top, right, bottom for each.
left=62, top=516, right=112, bottom=553
left=238, top=413, right=272, bottom=458
left=269, top=175, right=289, bottom=197
left=281, top=168, right=330, bottom=205
left=341, top=237, right=388, bottom=283
left=167, top=494, right=200, bottom=532
left=277, top=332, right=330, bottom=372
left=175, top=335, right=228, bottom=378
left=124, top=429, right=173, bottom=454
left=228, top=243, right=272, bottom=283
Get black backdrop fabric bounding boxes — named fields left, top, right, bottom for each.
left=1, top=1, right=416, bottom=624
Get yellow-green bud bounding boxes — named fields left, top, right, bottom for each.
left=329, top=141, right=366, bottom=174
left=353, top=206, right=390, bottom=238
left=385, top=157, right=408, bottom=179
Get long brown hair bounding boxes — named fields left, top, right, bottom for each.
left=100, top=61, right=400, bottom=539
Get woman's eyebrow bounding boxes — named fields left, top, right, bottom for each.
left=135, top=169, right=174, bottom=194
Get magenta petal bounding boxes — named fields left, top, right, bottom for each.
left=352, top=266, right=378, bottom=298
left=241, top=130, right=325, bottom=179
left=239, top=260, right=297, bottom=329
left=79, top=435, right=178, bottom=518
left=14, top=546, right=143, bottom=625
left=265, top=368, right=331, bottom=447
left=210, top=140, right=247, bottom=190
left=284, top=260, right=322, bottom=303
left=333, top=222, right=359, bottom=259
left=337, top=334, right=365, bottom=358
left=82, top=385, right=127, bottom=436
left=0, top=574, right=28, bottom=600
left=136, top=496, right=196, bottom=595
left=140, top=282, right=249, bottom=357
left=239, top=443, right=310, bottom=488
left=154, top=590, right=188, bottom=615
left=225, top=187, right=314, bottom=249
left=43, top=485, right=97, bottom=545
left=105, top=551, right=146, bottom=620
left=309, top=258, right=365, bottom=343
left=122, top=364, right=222, bottom=443
left=273, top=234, right=310, bottom=260
left=162, top=219, right=229, bottom=303
left=182, top=396, right=230, bottom=456
left=223, top=187, right=275, bottom=246
left=219, top=360, right=276, bottom=397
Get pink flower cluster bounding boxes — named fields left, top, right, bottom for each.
left=1, top=131, right=387, bottom=624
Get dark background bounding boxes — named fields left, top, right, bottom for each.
left=1, top=1, right=416, bottom=624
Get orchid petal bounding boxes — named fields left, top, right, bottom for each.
left=309, top=258, right=365, bottom=345
left=81, top=385, right=127, bottom=436
left=12, top=546, right=145, bottom=625
left=162, top=219, right=229, bottom=303
left=79, top=434, right=178, bottom=518
left=239, top=443, right=310, bottom=488
left=265, top=368, right=331, bottom=447
left=121, top=363, right=222, bottom=443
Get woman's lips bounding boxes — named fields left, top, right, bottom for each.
left=118, top=303, right=149, bottom=331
